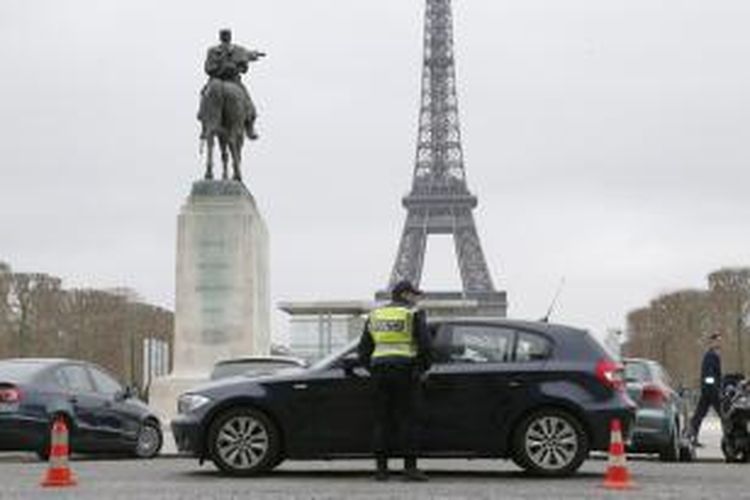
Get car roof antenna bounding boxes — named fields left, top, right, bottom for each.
left=540, top=277, right=566, bottom=323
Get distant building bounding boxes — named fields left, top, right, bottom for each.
left=278, top=301, right=372, bottom=362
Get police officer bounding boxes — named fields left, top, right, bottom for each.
left=358, top=280, right=431, bottom=482
left=689, top=332, right=722, bottom=446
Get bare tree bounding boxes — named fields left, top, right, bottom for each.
left=708, top=268, right=750, bottom=375
left=0, top=262, right=13, bottom=357
left=4, top=273, right=63, bottom=357
left=624, top=290, right=710, bottom=388
left=0, top=263, right=173, bottom=391
left=624, top=307, right=654, bottom=360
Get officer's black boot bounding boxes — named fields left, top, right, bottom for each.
left=403, top=456, right=428, bottom=482
left=375, top=455, right=389, bottom=482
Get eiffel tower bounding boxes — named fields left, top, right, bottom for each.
left=380, top=0, right=507, bottom=318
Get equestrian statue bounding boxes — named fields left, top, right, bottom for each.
left=198, top=29, right=265, bottom=182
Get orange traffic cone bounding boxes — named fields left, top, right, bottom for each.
left=41, top=417, right=77, bottom=488
left=602, top=418, right=635, bottom=490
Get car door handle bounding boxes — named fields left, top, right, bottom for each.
left=508, top=380, right=524, bottom=388
left=68, top=396, right=78, bottom=404
left=293, top=383, right=308, bottom=390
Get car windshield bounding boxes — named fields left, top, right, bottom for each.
left=310, top=340, right=358, bottom=370
left=0, top=361, right=46, bottom=383
left=211, top=361, right=302, bottom=380
left=624, top=361, right=652, bottom=383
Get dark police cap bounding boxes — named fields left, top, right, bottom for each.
left=391, top=280, right=423, bottom=298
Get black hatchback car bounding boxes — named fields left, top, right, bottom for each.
left=172, top=320, right=635, bottom=477
left=0, top=358, right=162, bottom=459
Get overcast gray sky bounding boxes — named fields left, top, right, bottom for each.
left=2, top=0, right=750, bottom=341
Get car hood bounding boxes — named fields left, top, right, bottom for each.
left=185, top=367, right=311, bottom=396
left=128, top=398, right=151, bottom=411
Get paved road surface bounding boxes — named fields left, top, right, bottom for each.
left=0, top=417, right=734, bottom=499
left=0, top=454, right=747, bottom=500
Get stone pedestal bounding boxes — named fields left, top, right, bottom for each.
left=150, top=180, right=270, bottom=424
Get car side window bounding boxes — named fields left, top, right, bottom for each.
left=89, top=367, right=123, bottom=396
left=514, top=332, right=552, bottom=362
left=59, top=365, right=95, bottom=393
left=53, top=368, right=71, bottom=389
left=438, top=325, right=513, bottom=364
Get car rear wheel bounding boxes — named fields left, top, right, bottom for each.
left=207, top=407, right=281, bottom=476
left=512, top=408, right=588, bottom=477
left=659, top=423, right=680, bottom=462
left=134, top=421, right=163, bottom=459
left=37, top=414, right=72, bottom=462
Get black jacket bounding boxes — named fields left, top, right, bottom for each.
left=357, top=300, right=432, bottom=371
left=700, top=348, right=721, bottom=392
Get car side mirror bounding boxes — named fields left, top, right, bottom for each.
left=341, top=357, right=362, bottom=376
left=115, top=385, right=138, bottom=401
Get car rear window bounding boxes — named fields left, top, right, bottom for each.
left=0, top=361, right=46, bottom=383
left=515, top=332, right=552, bottom=362
left=624, top=362, right=652, bottom=383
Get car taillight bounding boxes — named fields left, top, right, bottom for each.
left=0, top=386, right=21, bottom=403
left=641, top=384, right=667, bottom=406
left=596, top=359, right=625, bottom=391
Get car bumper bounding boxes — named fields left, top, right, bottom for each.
left=629, top=408, right=672, bottom=451
left=0, top=413, right=48, bottom=452
left=171, top=413, right=204, bottom=456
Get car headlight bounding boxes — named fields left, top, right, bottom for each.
left=178, top=394, right=211, bottom=414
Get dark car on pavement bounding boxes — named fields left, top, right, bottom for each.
left=210, top=356, right=307, bottom=381
left=0, top=358, right=163, bottom=460
left=172, top=319, right=636, bottom=477
left=623, top=358, right=694, bottom=461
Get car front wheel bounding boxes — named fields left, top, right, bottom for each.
left=207, top=407, right=281, bottom=476
left=512, top=408, right=589, bottom=477
left=134, top=421, right=163, bottom=459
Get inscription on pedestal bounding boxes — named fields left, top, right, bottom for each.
left=171, top=180, right=270, bottom=375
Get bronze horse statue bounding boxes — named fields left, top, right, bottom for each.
left=198, top=79, right=251, bottom=182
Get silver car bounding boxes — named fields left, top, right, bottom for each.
left=624, top=358, right=694, bottom=461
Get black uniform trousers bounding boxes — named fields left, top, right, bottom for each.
left=371, top=362, right=419, bottom=464
left=690, top=388, right=721, bottom=438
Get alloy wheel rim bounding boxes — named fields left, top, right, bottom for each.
left=137, top=425, right=161, bottom=457
left=216, top=415, right=269, bottom=469
left=525, top=416, right=578, bottom=470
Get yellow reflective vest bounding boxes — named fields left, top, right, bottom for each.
left=369, top=306, right=417, bottom=359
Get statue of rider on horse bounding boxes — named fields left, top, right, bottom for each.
left=198, top=29, right=265, bottom=182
